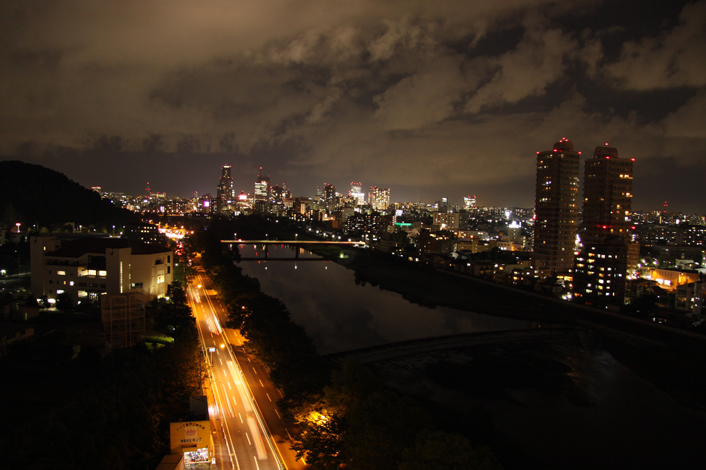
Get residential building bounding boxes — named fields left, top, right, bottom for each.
left=574, top=144, right=634, bottom=307
left=675, top=281, right=705, bottom=314
left=433, top=212, right=460, bottom=231
left=580, top=144, right=634, bottom=245
left=369, top=186, right=391, bottom=212
left=533, top=137, right=580, bottom=277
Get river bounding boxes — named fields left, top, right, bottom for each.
left=235, top=243, right=528, bottom=354
left=236, top=243, right=706, bottom=469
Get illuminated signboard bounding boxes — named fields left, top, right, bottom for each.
left=170, top=420, right=211, bottom=453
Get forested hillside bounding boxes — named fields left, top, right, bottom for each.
left=0, top=160, right=136, bottom=231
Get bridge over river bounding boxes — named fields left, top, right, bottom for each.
left=222, top=239, right=366, bottom=247
left=326, top=327, right=575, bottom=364
left=222, top=239, right=365, bottom=259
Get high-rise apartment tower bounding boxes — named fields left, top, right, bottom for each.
left=580, top=144, right=634, bottom=245
left=533, top=138, right=580, bottom=277
left=573, top=144, right=634, bottom=307
left=369, top=186, right=390, bottom=212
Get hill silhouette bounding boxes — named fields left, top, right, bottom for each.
left=0, top=160, right=137, bottom=231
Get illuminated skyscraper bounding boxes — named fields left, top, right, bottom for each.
left=254, top=167, right=270, bottom=212
left=349, top=182, right=365, bottom=205
left=271, top=183, right=290, bottom=206
left=533, top=138, right=580, bottom=277
left=463, top=196, right=477, bottom=210
left=216, top=165, right=234, bottom=214
left=324, top=183, right=336, bottom=209
left=369, top=186, right=390, bottom=212
left=573, top=144, right=634, bottom=307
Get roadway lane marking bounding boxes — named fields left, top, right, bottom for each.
left=274, top=409, right=281, bottom=419
left=247, top=356, right=251, bottom=363
left=219, top=358, right=223, bottom=365
left=253, top=456, right=261, bottom=470
left=238, top=412, right=243, bottom=423
left=227, top=382, right=232, bottom=390
left=259, top=379, right=264, bottom=387
left=252, top=367, right=257, bottom=374
left=245, top=432, right=252, bottom=445
left=266, top=393, right=272, bottom=402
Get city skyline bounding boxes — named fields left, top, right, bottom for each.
left=1, top=0, right=705, bottom=213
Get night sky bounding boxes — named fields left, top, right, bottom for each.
left=1, top=0, right=704, bottom=213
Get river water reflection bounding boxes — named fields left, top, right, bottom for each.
left=235, top=244, right=527, bottom=354
left=235, top=244, right=706, bottom=469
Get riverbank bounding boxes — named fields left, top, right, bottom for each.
left=311, top=246, right=574, bottom=324
left=370, top=333, right=706, bottom=470
left=308, top=245, right=706, bottom=409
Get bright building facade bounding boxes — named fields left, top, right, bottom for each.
left=31, top=236, right=173, bottom=304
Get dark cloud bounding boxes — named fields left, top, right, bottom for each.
left=0, top=0, right=704, bottom=213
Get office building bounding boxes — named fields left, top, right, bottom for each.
left=254, top=168, right=270, bottom=212
left=123, top=222, right=165, bottom=246
left=31, top=236, right=173, bottom=304
left=216, top=165, right=234, bottom=214
left=463, top=196, right=477, bottom=210
left=324, top=183, right=337, bottom=209
left=350, top=182, right=365, bottom=205
left=533, top=137, right=580, bottom=277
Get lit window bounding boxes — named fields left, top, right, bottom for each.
left=57, top=271, right=66, bottom=276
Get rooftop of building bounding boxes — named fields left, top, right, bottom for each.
left=553, top=137, right=574, bottom=151
left=593, top=144, right=619, bottom=158
left=46, top=237, right=171, bottom=258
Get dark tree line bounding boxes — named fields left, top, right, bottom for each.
left=1, top=282, right=202, bottom=470
left=291, top=362, right=503, bottom=470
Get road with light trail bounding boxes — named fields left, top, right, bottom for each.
left=187, top=269, right=307, bottom=470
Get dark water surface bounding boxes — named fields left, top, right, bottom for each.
left=236, top=244, right=706, bottom=469
left=235, top=244, right=527, bottom=354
